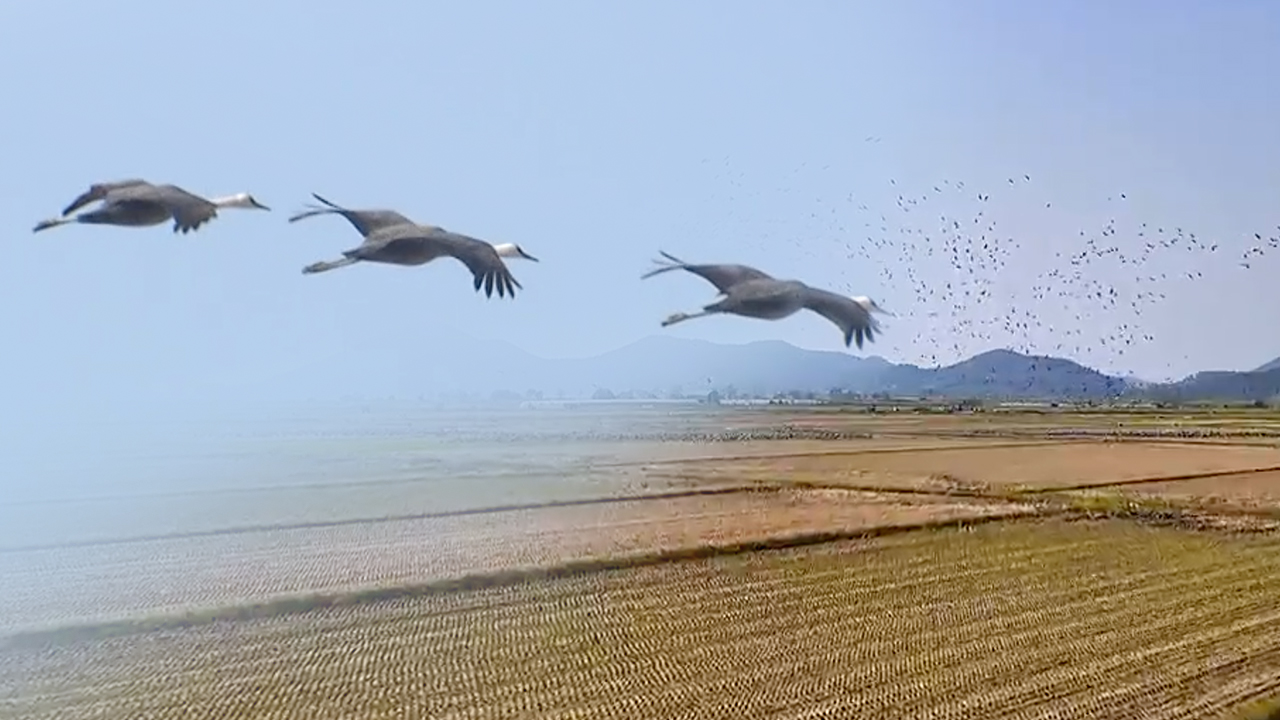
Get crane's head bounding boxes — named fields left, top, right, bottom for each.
left=216, top=193, right=271, bottom=211
left=494, top=243, right=540, bottom=262
left=852, top=295, right=893, bottom=316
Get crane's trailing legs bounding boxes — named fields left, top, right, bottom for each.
left=32, top=208, right=157, bottom=234
left=302, top=257, right=361, bottom=274
left=32, top=217, right=75, bottom=233
left=661, top=310, right=717, bottom=327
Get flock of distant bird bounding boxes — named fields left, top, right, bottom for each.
left=715, top=168, right=1279, bottom=377
left=31, top=178, right=896, bottom=349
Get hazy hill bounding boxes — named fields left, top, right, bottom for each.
left=1145, top=367, right=1280, bottom=403
left=1253, top=356, right=1280, bottom=373
left=347, top=330, right=1280, bottom=403
left=468, top=336, right=891, bottom=397
left=417, top=336, right=1131, bottom=400
left=549, top=336, right=892, bottom=396
left=866, top=349, right=1129, bottom=400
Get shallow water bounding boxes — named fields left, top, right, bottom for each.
left=1, top=403, right=725, bottom=549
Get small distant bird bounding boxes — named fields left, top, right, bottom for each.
left=291, top=193, right=538, bottom=299
left=33, top=179, right=269, bottom=234
left=640, top=251, right=892, bottom=349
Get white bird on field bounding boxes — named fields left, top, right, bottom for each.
left=32, top=179, right=269, bottom=234
left=641, top=250, right=892, bottom=349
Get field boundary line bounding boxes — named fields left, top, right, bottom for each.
left=6, top=467, right=659, bottom=507
left=0, top=510, right=1042, bottom=648
left=656, top=466, right=1280, bottom=501
left=882, top=432, right=1280, bottom=447
left=1017, top=464, right=1280, bottom=494
left=0, top=486, right=774, bottom=554
left=775, top=480, right=1000, bottom=499
left=606, top=440, right=1086, bottom=468
left=644, top=476, right=1010, bottom=502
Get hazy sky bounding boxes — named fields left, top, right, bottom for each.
left=2, top=0, right=1278, bottom=424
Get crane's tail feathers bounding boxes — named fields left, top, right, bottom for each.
left=640, top=250, right=691, bottom=280
left=309, top=193, right=347, bottom=210
left=302, top=258, right=359, bottom=274
left=286, top=193, right=351, bottom=223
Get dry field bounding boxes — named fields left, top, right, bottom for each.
left=0, top=488, right=1030, bottom=634
left=5, top=519, right=1280, bottom=720
left=5, top=408, right=1280, bottom=719
left=645, top=439, right=1280, bottom=495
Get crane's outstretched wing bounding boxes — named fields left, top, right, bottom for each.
left=61, top=178, right=153, bottom=216
left=362, top=225, right=524, bottom=299
left=801, top=287, right=881, bottom=349
left=434, top=233, right=523, bottom=299
left=138, top=184, right=220, bottom=234
left=641, top=250, right=774, bottom=294
left=288, top=193, right=416, bottom=237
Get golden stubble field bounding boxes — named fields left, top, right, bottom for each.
left=5, top=407, right=1280, bottom=720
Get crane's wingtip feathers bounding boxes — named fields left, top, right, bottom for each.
left=310, top=193, right=339, bottom=208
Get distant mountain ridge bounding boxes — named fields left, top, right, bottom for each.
left=407, top=335, right=1280, bottom=403
left=1253, top=356, right=1280, bottom=373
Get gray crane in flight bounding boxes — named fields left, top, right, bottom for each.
left=290, top=193, right=538, bottom=299
left=33, top=179, right=269, bottom=234
left=641, top=250, right=892, bottom=349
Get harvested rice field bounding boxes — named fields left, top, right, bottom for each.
left=7, top=406, right=1280, bottom=718
left=1126, top=470, right=1280, bottom=508
left=5, top=519, right=1280, bottom=720
left=644, top=440, right=1280, bottom=495
left=0, top=488, right=1030, bottom=634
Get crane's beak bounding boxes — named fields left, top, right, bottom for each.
left=520, top=249, right=540, bottom=262
left=250, top=197, right=271, bottom=211
left=875, top=305, right=895, bottom=317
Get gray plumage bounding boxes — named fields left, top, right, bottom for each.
left=287, top=192, right=416, bottom=237
left=641, top=250, right=892, bottom=349
left=301, top=225, right=522, bottom=299
left=33, top=179, right=269, bottom=234
left=640, top=250, right=776, bottom=292
left=59, top=179, right=153, bottom=217
left=293, top=193, right=538, bottom=298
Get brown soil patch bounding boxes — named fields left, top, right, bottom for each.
left=655, top=441, right=1280, bottom=493
left=609, top=436, right=1046, bottom=464
left=0, top=489, right=1027, bottom=635
left=7, top=519, right=1280, bottom=720
left=716, top=408, right=1280, bottom=441
left=1126, top=470, right=1280, bottom=510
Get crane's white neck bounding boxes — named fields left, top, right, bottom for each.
left=209, top=193, right=256, bottom=209
left=493, top=243, right=520, bottom=258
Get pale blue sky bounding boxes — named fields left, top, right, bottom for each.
left=2, top=0, right=1278, bottom=428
